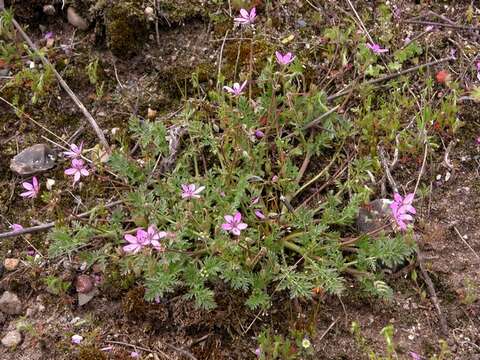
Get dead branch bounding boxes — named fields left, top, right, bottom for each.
left=0, top=200, right=122, bottom=240
left=328, top=57, right=453, bottom=101
left=416, top=249, right=449, bottom=336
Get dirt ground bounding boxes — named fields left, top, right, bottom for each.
left=0, top=1, right=479, bottom=359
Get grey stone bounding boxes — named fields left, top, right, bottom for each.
left=356, top=199, right=393, bottom=233
left=43, top=4, right=55, bottom=16
left=1, top=330, right=22, bottom=348
left=78, top=288, right=97, bottom=306
left=0, top=291, right=22, bottom=315
left=67, top=7, right=89, bottom=30
left=10, top=143, right=56, bottom=175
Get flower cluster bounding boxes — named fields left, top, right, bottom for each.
left=390, top=193, right=416, bottom=231
left=123, top=225, right=167, bottom=253
left=225, top=9, right=296, bottom=97
left=64, top=143, right=90, bottom=185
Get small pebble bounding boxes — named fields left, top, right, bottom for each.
left=1, top=330, right=22, bottom=348
left=10, top=144, right=56, bottom=175
left=43, top=4, right=55, bottom=16
left=67, top=7, right=89, bottom=30
left=0, top=291, right=22, bottom=315
left=3, top=258, right=19, bottom=272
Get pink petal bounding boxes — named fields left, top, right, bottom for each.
left=234, top=17, right=249, bottom=24
left=32, top=176, right=38, bottom=188
left=20, top=191, right=33, bottom=198
left=193, top=186, right=205, bottom=195
left=123, top=244, right=141, bottom=253
left=65, top=168, right=76, bottom=175
left=223, top=86, right=234, bottom=93
left=73, top=172, right=81, bottom=183
left=239, top=8, right=249, bottom=18
left=239, top=80, right=248, bottom=92
left=237, top=222, right=248, bottom=230
left=224, top=215, right=234, bottom=223
left=222, top=223, right=233, bottom=231
left=156, top=231, right=167, bottom=239
left=80, top=168, right=89, bottom=176
left=398, top=214, right=413, bottom=221
left=22, top=182, right=33, bottom=190
left=232, top=228, right=241, bottom=236
left=255, top=210, right=265, bottom=219
left=275, top=51, right=283, bottom=62
left=124, top=234, right=138, bottom=244
left=404, top=193, right=414, bottom=204
left=233, top=212, right=242, bottom=223
left=250, top=7, right=256, bottom=19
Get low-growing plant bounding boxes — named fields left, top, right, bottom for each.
left=45, top=55, right=424, bottom=311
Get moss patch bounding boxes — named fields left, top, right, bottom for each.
left=105, top=1, right=148, bottom=59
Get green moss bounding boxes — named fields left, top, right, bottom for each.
left=105, top=2, right=148, bottom=58
left=122, top=287, right=148, bottom=320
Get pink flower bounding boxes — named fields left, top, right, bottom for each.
left=254, top=210, right=266, bottom=219
left=251, top=196, right=260, bottom=205
left=254, top=348, right=261, bottom=357
left=71, top=334, right=83, bottom=344
left=425, top=25, right=434, bottom=32
left=147, top=225, right=167, bottom=252
left=131, top=352, right=140, bottom=358
left=234, top=7, right=256, bottom=25
left=181, top=184, right=205, bottom=199
left=390, top=193, right=416, bottom=231
left=367, top=43, right=388, bottom=54
left=10, top=224, right=24, bottom=232
left=224, top=80, right=247, bottom=96
left=403, top=36, right=411, bottom=45
left=63, top=142, right=83, bottom=159
left=123, top=229, right=150, bottom=254
left=64, top=159, right=89, bottom=184
left=476, top=136, right=480, bottom=145
left=275, top=51, right=295, bottom=65
left=222, top=212, right=248, bottom=236
left=20, top=176, right=40, bottom=198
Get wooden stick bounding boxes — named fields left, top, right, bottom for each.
left=9, top=17, right=110, bottom=150
left=0, top=200, right=122, bottom=239
left=417, top=249, right=449, bottom=336
left=404, top=19, right=480, bottom=31
left=327, top=57, right=454, bottom=101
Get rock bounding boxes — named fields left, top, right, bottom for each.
left=67, top=7, right=89, bottom=30
left=10, top=144, right=56, bottom=175
left=356, top=199, right=392, bottom=233
left=0, top=291, right=22, bottom=315
left=1, top=330, right=22, bottom=348
left=75, top=275, right=93, bottom=294
left=144, top=6, right=154, bottom=21
left=78, top=288, right=97, bottom=306
left=43, top=4, right=55, bottom=16
left=3, top=258, right=19, bottom=272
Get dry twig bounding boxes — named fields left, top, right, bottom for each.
left=0, top=200, right=122, bottom=240
left=416, top=249, right=449, bottom=336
